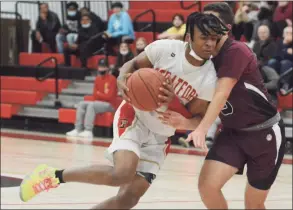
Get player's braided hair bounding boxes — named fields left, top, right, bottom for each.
left=183, top=12, right=229, bottom=41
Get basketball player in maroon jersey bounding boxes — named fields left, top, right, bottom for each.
left=186, top=3, right=286, bottom=209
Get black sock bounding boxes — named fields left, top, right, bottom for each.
left=55, top=170, right=65, bottom=183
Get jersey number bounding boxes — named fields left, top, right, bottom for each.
left=221, top=101, right=233, bottom=116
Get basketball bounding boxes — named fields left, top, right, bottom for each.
left=126, top=68, right=166, bottom=111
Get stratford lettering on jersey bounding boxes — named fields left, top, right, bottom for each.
left=156, top=68, right=197, bottom=103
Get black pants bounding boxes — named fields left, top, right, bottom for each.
left=232, top=22, right=254, bottom=42
left=31, top=30, right=57, bottom=53
left=63, top=46, right=87, bottom=68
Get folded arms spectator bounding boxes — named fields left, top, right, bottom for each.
left=31, top=3, right=61, bottom=53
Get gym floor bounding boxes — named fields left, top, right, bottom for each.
left=1, top=129, right=292, bottom=209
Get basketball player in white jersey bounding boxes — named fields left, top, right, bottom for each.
left=19, top=13, right=228, bottom=209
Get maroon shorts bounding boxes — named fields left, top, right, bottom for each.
left=206, top=121, right=286, bottom=190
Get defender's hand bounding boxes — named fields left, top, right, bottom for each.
left=186, top=128, right=208, bottom=151
left=157, top=110, right=187, bottom=129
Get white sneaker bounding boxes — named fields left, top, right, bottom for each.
left=66, top=129, right=80, bottom=137
left=78, top=130, right=93, bottom=140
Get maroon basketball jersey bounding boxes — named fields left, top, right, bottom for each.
left=212, top=38, right=277, bottom=129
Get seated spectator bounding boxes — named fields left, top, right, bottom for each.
left=250, top=1, right=276, bottom=44
left=252, top=25, right=277, bottom=66
left=63, top=14, right=100, bottom=67
left=157, top=14, right=186, bottom=40
left=267, top=26, right=293, bottom=75
left=31, top=3, right=61, bottom=53
left=272, top=1, right=292, bottom=39
left=112, top=42, right=134, bottom=77
left=232, top=2, right=259, bottom=42
left=103, top=2, right=135, bottom=55
left=135, top=37, right=148, bottom=55
left=56, top=1, right=81, bottom=53
left=80, top=7, right=105, bottom=32
left=66, top=58, right=117, bottom=140
left=260, top=66, right=280, bottom=102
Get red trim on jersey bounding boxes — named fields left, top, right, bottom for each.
left=117, top=102, right=136, bottom=137
left=164, top=138, right=172, bottom=156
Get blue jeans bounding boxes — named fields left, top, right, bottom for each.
left=280, top=60, right=293, bottom=75
left=267, top=58, right=293, bottom=75
left=56, top=33, right=78, bottom=53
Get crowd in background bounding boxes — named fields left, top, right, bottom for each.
left=30, top=1, right=292, bottom=150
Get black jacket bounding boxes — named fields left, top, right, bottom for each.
left=77, top=24, right=100, bottom=45
left=36, top=11, right=61, bottom=38
left=253, top=39, right=277, bottom=65
left=89, top=12, right=106, bottom=32
left=115, top=52, right=134, bottom=69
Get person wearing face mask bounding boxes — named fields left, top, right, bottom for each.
left=56, top=1, right=81, bottom=53
left=112, top=42, right=134, bottom=77
left=63, top=14, right=100, bottom=67
left=135, top=37, right=148, bottom=55
left=103, top=2, right=135, bottom=55
left=158, top=14, right=186, bottom=40
left=66, top=58, right=117, bottom=140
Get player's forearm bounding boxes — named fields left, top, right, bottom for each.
left=180, top=116, right=202, bottom=130
left=118, top=59, right=136, bottom=79
left=197, top=92, right=228, bottom=133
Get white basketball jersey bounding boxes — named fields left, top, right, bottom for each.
left=134, top=39, right=217, bottom=137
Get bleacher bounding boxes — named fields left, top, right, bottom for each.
left=0, top=1, right=292, bottom=141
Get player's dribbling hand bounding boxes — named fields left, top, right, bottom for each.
left=117, top=73, right=132, bottom=102
left=158, top=79, right=174, bottom=106
left=157, top=110, right=187, bottom=129
left=186, top=128, right=208, bottom=151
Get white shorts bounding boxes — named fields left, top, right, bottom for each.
left=105, top=101, right=171, bottom=176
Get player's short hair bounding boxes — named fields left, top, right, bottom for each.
left=183, top=12, right=229, bottom=42
left=203, top=2, right=234, bottom=25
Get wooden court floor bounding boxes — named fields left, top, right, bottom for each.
left=1, top=135, right=292, bottom=209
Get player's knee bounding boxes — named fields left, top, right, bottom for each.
left=116, top=191, right=140, bottom=208
left=198, top=178, right=220, bottom=197
left=245, top=199, right=265, bottom=209
left=109, top=169, right=135, bottom=186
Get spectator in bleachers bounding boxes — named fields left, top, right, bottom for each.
left=63, top=14, right=100, bottom=67
left=267, top=26, right=293, bottom=75
left=232, top=2, right=259, bottom=42
left=157, top=14, right=186, bottom=40
left=112, top=42, right=134, bottom=77
left=80, top=7, right=105, bottom=33
left=66, top=58, right=117, bottom=140
left=56, top=1, right=81, bottom=53
left=252, top=25, right=277, bottom=66
left=272, top=1, right=292, bottom=39
left=31, top=3, right=61, bottom=53
left=250, top=1, right=276, bottom=46
left=103, top=2, right=135, bottom=55
left=135, top=37, right=147, bottom=55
